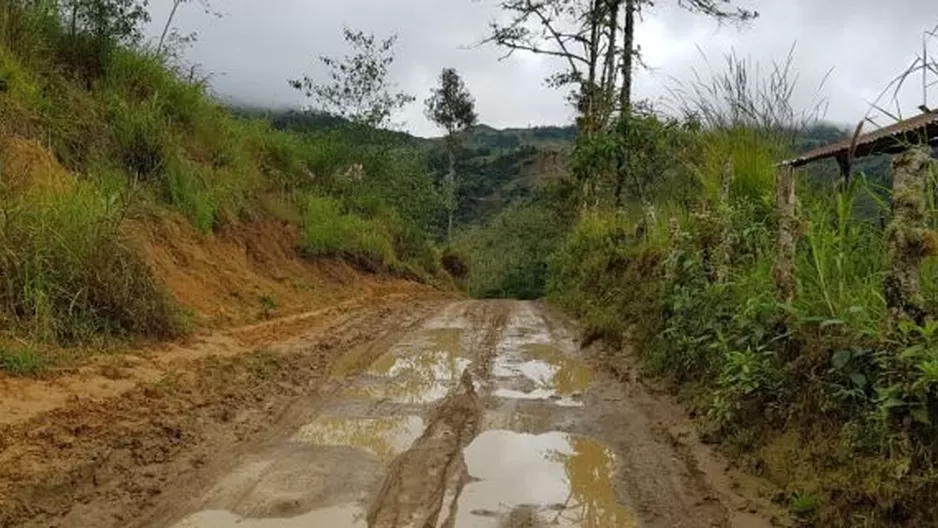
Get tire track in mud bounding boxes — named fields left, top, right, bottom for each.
left=20, top=300, right=789, bottom=528
left=365, top=301, right=510, bottom=528
left=366, top=371, right=481, bottom=528
left=0, top=297, right=446, bottom=528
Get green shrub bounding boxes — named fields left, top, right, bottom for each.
left=456, top=202, right=566, bottom=300
left=106, top=94, right=173, bottom=179
left=0, top=344, right=49, bottom=376
left=0, top=182, right=180, bottom=344
left=300, top=195, right=396, bottom=271
left=547, top=209, right=654, bottom=337
left=164, top=158, right=218, bottom=232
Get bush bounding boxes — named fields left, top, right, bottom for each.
left=300, top=196, right=396, bottom=271
left=440, top=247, right=468, bottom=280
left=456, top=202, right=566, bottom=299
left=0, top=180, right=180, bottom=344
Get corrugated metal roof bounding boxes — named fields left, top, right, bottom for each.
left=781, top=111, right=938, bottom=167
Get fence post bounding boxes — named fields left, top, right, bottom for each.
left=885, top=146, right=933, bottom=324
left=716, top=157, right=735, bottom=283
left=772, top=164, right=797, bottom=304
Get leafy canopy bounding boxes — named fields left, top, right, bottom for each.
left=425, top=68, right=478, bottom=137
left=290, top=27, right=415, bottom=129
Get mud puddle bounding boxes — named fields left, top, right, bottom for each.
left=161, top=301, right=781, bottom=528
left=454, top=430, right=634, bottom=527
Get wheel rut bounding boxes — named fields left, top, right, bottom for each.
left=157, top=300, right=786, bottom=528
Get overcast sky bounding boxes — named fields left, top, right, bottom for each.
left=144, top=0, right=938, bottom=137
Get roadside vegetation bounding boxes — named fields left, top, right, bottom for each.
left=0, top=0, right=458, bottom=372
left=456, top=1, right=938, bottom=525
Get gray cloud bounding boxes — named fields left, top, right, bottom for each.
left=145, top=0, right=938, bottom=136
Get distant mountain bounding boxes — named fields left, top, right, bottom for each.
left=457, top=124, right=576, bottom=151
left=224, top=105, right=574, bottom=229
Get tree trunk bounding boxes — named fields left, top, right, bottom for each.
left=619, top=0, right=636, bottom=118
left=446, top=146, right=456, bottom=242
left=613, top=0, right=636, bottom=208
left=602, top=0, right=621, bottom=121
left=158, top=0, right=184, bottom=55
left=885, top=147, right=932, bottom=324
left=772, top=165, right=797, bottom=303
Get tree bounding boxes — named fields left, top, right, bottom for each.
left=482, top=0, right=756, bottom=208
left=425, top=67, right=478, bottom=241
left=289, top=27, right=415, bottom=130
left=156, top=0, right=223, bottom=59
left=62, top=0, right=150, bottom=42
left=59, top=0, right=151, bottom=82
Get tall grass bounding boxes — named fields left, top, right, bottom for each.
left=0, top=180, right=179, bottom=343
left=796, top=178, right=887, bottom=332
left=0, top=0, right=447, bottom=359
left=300, top=196, right=396, bottom=272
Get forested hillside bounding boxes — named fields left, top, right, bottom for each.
left=240, top=107, right=576, bottom=229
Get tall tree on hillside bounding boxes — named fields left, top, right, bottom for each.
left=425, top=68, right=478, bottom=241
left=290, top=27, right=415, bottom=130
left=156, top=0, right=222, bottom=59
left=483, top=0, right=756, bottom=208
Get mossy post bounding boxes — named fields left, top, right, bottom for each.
left=885, top=146, right=934, bottom=325
left=772, top=164, right=797, bottom=304
left=665, top=216, right=686, bottom=282
left=716, top=157, right=734, bottom=283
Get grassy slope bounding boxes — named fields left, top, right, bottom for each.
left=0, top=11, right=451, bottom=374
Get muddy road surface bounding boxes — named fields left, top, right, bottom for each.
left=132, top=301, right=785, bottom=528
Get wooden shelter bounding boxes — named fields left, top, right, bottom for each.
left=780, top=110, right=938, bottom=179
left=772, top=110, right=938, bottom=313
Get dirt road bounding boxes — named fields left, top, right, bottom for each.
left=127, top=301, right=784, bottom=528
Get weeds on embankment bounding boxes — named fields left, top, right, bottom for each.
left=542, top=52, right=938, bottom=525
left=0, top=0, right=447, bottom=374
left=546, top=130, right=938, bottom=526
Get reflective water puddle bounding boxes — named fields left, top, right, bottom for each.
left=455, top=430, right=635, bottom=527
left=492, top=343, right=593, bottom=406
left=172, top=504, right=367, bottom=528
left=492, top=388, right=584, bottom=407
left=341, top=328, right=471, bottom=405
left=368, top=329, right=469, bottom=379
left=292, top=415, right=425, bottom=461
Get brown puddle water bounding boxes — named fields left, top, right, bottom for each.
left=492, top=342, right=593, bottom=407
left=453, top=430, right=635, bottom=528
left=341, top=328, right=472, bottom=405
left=172, top=505, right=367, bottom=528
left=168, top=303, right=640, bottom=528
left=292, top=415, right=425, bottom=462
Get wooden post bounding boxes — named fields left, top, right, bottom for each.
left=716, top=157, right=735, bottom=283
left=772, top=164, right=797, bottom=304
left=885, top=146, right=932, bottom=324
